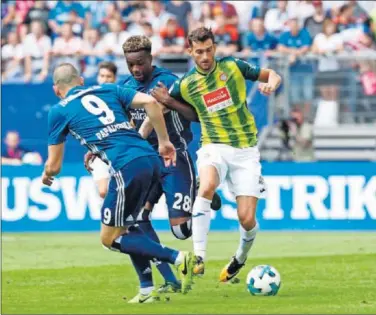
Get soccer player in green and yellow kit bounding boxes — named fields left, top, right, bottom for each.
left=151, top=27, right=281, bottom=282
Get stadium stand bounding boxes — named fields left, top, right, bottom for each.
left=1, top=0, right=376, bottom=162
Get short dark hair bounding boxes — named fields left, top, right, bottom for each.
left=188, top=27, right=215, bottom=47
left=122, top=35, right=152, bottom=54
left=98, top=61, right=117, bottom=76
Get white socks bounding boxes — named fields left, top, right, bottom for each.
left=174, top=251, right=184, bottom=266
left=192, top=196, right=212, bottom=260
left=235, top=222, right=259, bottom=264
left=140, top=286, right=154, bottom=295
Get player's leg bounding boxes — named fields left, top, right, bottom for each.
left=219, top=146, right=264, bottom=282
left=164, top=151, right=196, bottom=241
left=136, top=185, right=181, bottom=293
left=192, top=145, right=227, bottom=275
left=100, top=156, right=195, bottom=295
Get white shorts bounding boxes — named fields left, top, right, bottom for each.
left=196, top=144, right=266, bottom=198
left=90, top=157, right=110, bottom=181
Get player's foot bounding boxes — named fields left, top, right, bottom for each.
left=177, top=251, right=194, bottom=294
left=157, top=281, right=181, bottom=293
left=219, top=256, right=246, bottom=283
left=193, top=255, right=205, bottom=276
left=196, top=177, right=222, bottom=211
left=128, top=290, right=161, bottom=304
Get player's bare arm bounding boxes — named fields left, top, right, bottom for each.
left=257, top=68, right=282, bottom=96
left=42, top=143, right=65, bottom=186
left=138, top=116, right=154, bottom=139
left=151, top=82, right=199, bottom=122
left=130, top=92, right=177, bottom=166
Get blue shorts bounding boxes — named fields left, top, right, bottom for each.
left=101, top=156, right=161, bottom=227
left=147, top=150, right=196, bottom=219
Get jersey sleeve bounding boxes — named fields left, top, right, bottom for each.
left=234, top=58, right=260, bottom=81
left=48, top=106, right=69, bottom=145
left=169, top=78, right=185, bottom=103
left=115, top=85, right=138, bottom=110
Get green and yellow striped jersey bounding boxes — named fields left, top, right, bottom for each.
left=170, top=56, right=260, bottom=148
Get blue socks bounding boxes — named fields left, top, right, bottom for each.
left=139, top=221, right=179, bottom=284
left=115, top=225, right=179, bottom=264
left=129, top=254, right=153, bottom=289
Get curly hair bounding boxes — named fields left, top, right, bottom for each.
left=122, top=35, right=152, bottom=54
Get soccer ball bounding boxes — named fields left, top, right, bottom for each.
left=246, top=265, right=281, bottom=296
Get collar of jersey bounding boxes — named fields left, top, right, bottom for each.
left=195, top=60, right=217, bottom=76
left=66, top=86, right=86, bottom=97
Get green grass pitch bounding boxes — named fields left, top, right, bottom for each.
left=2, top=232, right=376, bottom=314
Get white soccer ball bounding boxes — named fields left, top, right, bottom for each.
left=246, top=265, right=281, bottom=296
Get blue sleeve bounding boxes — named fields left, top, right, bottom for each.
left=48, top=106, right=69, bottom=145
left=73, top=3, right=86, bottom=18
left=48, top=8, right=57, bottom=20
left=301, top=29, right=312, bottom=46
left=115, top=85, right=138, bottom=110
left=158, top=74, right=178, bottom=90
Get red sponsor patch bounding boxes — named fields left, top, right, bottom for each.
left=203, top=87, right=231, bottom=108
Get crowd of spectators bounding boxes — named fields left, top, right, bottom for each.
left=1, top=0, right=376, bottom=83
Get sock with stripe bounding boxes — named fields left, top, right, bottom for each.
left=235, top=222, right=259, bottom=264
left=113, top=225, right=181, bottom=265
left=192, top=196, right=212, bottom=260
left=129, top=253, right=154, bottom=292
left=138, top=220, right=179, bottom=284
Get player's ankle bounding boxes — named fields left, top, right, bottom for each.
left=174, top=251, right=185, bottom=266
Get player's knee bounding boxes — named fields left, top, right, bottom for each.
left=100, top=230, right=117, bottom=249
left=170, top=219, right=192, bottom=240
left=239, top=212, right=257, bottom=231
left=198, top=181, right=217, bottom=199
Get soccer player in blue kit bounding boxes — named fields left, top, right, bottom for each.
left=87, top=36, right=221, bottom=297
left=41, top=63, right=195, bottom=302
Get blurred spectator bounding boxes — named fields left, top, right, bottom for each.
left=241, top=17, right=278, bottom=55
left=165, top=0, right=193, bottom=33
left=159, top=17, right=185, bottom=55
left=101, top=2, right=122, bottom=30
left=288, top=0, right=315, bottom=25
left=1, top=31, right=24, bottom=81
left=85, top=0, right=113, bottom=30
left=81, top=28, right=106, bottom=78
left=278, top=17, right=313, bottom=114
left=332, top=4, right=356, bottom=32
left=348, top=0, right=369, bottom=24
left=213, top=13, right=239, bottom=56
left=48, top=0, right=86, bottom=36
left=304, top=1, right=327, bottom=39
left=227, top=1, right=263, bottom=34
left=1, top=131, right=42, bottom=166
left=101, top=18, right=130, bottom=57
left=290, top=109, right=314, bottom=161
left=146, top=1, right=174, bottom=34
left=97, top=61, right=117, bottom=84
left=141, top=22, right=163, bottom=56
left=312, top=19, right=344, bottom=124
left=198, top=2, right=216, bottom=29
left=264, top=0, right=289, bottom=35
left=209, top=1, right=238, bottom=26
left=23, top=20, right=52, bottom=82
left=51, top=22, right=82, bottom=70
left=24, top=0, right=49, bottom=32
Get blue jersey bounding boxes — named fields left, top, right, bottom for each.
left=123, top=66, right=192, bottom=151
left=48, top=84, right=157, bottom=173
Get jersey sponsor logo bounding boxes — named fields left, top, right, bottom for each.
left=202, top=87, right=233, bottom=113
left=130, top=109, right=147, bottom=121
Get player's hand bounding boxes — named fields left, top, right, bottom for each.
left=42, top=171, right=54, bottom=186
left=151, top=82, right=171, bottom=107
left=159, top=141, right=177, bottom=167
left=258, top=83, right=275, bottom=96
left=84, top=151, right=96, bottom=173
